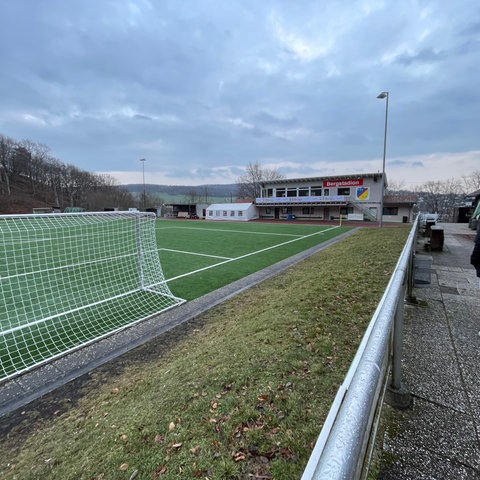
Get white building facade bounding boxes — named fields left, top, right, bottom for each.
left=206, top=202, right=259, bottom=221
left=256, top=173, right=393, bottom=222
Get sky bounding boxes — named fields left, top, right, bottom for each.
left=0, top=0, right=479, bottom=189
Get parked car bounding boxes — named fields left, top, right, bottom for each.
left=419, top=213, right=439, bottom=225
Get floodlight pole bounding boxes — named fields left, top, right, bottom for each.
left=140, top=158, right=146, bottom=211
left=377, top=91, right=389, bottom=228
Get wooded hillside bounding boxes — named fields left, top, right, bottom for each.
left=0, top=133, right=134, bottom=214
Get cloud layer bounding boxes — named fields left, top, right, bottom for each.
left=1, top=0, right=479, bottom=187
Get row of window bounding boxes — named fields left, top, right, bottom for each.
left=263, top=206, right=400, bottom=215
left=208, top=206, right=399, bottom=217
left=208, top=210, right=244, bottom=217
left=265, top=207, right=353, bottom=215
left=262, top=187, right=351, bottom=197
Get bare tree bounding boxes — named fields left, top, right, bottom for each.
left=19, top=140, right=51, bottom=195
left=201, top=185, right=209, bottom=202
left=385, top=179, right=406, bottom=194
left=461, top=170, right=480, bottom=193
left=186, top=188, right=198, bottom=203
left=45, top=158, right=64, bottom=207
left=236, top=161, right=284, bottom=199
left=84, top=173, right=135, bottom=211
left=416, top=179, right=463, bottom=221
left=0, top=135, right=16, bottom=195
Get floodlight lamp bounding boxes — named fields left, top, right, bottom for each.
left=377, top=91, right=388, bottom=99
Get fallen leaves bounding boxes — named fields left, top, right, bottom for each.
left=232, top=451, right=246, bottom=462
left=190, top=445, right=200, bottom=455
left=151, top=464, right=167, bottom=477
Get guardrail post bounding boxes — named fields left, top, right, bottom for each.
left=405, top=221, right=418, bottom=304
left=386, top=279, right=412, bottom=409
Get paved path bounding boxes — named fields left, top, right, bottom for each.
left=378, top=223, right=480, bottom=479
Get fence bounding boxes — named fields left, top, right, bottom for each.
left=301, top=218, right=419, bottom=479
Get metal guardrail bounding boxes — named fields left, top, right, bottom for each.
left=301, top=218, right=419, bottom=480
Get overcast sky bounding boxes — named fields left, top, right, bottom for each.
left=1, top=1, right=479, bottom=189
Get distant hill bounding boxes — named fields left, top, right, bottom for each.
left=124, top=183, right=237, bottom=197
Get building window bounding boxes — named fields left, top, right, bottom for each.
left=230, top=210, right=235, bottom=216
left=324, top=188, right=330, bottom=196
left=338, top=188, right=350, bottom=196
left=223, top=210, right=227, bottom=216
left=282, top=207, right=293, bottom=214
left=302, top=207, right=314, bottom=214
left=340, top=206, right=354, bottom=215
left=208, top=210, right=213, bottom=216
left=298, top=187, right=309, bottom=196
left=276, top=188, right=286, bottom=197
left=383, top=207, right=399, bottom=215
left=238, top=210, right=243, bottom=216
left=311, top=186, right=322, bottom=196
left=265, top=207, right=271, bottom=214
left=287, top=188, right=297, bottom=197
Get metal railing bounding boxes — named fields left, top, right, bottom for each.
left=301, top=218, right=419, bottom=480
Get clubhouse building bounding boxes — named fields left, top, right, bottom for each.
left=255, top=173, right=416, bottom=223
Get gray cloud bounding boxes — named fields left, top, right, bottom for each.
left=0, top=0, right=479, bottom=187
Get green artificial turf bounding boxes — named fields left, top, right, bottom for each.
left=1, top=217, right=349, bottom=380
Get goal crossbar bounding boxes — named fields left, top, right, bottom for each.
left=0, top=211, right=185, bottom=381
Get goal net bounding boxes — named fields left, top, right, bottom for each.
left=0, top=211, right=185, bottom=381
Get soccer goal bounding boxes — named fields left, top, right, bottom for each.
left=0, top=211, right=185, bottom=381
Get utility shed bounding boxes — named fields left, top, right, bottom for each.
left=206, top=203, right=258, bottom=221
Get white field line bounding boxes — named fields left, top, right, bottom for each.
left=0, top=250, right=148, bottom=281
left=2, top=284, right=182, bottom=337
left=159, top=248, right=232, bottom=260
left=165, top=226, right=340, bottom=283
left=158, top=225, right=303, bottom=237
left=2, top=287, right=143, bottom=336
left=2, top=231, right=125, bottom=246
left=1, top=238, right=54, bottom=245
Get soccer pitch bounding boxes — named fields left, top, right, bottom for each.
left=0, top=216, right=350, bottom=381
left=157, top=220, right=351, bottom=300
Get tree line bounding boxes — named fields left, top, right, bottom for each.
left=0, top=133, right=135, bottom=213
left=388, top=172, right=480, bottom=222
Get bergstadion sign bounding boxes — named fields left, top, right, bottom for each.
left=323, top=179, right=363, bottom=188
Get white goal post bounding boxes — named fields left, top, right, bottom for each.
left=0, top=211, right=185, bottom=381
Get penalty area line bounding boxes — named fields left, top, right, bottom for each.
left=164, top=225, right=340, bottom=284
left=159, top=247, right=232, bottom=260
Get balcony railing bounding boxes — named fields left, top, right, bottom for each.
left=255, top=195, right=348, bottom=205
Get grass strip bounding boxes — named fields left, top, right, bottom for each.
left=0, top=226, right=409, bottom=480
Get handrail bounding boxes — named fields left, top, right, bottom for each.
left=301, top=218, right=419, bottom=479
